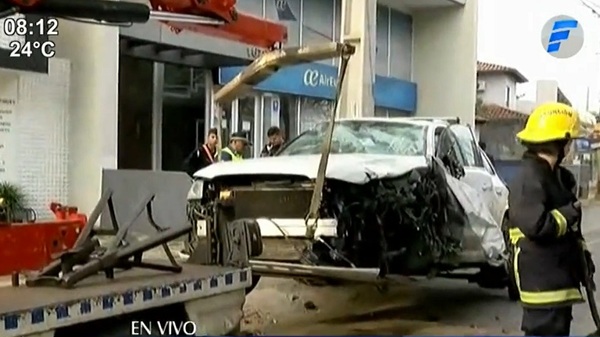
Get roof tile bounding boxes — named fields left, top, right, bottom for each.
left=477, top=61, right=528, bottom=83
left=476, top=104, right=528, bottom=121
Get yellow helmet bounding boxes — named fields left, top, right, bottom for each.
left=516, top=102, right=580, bottom=143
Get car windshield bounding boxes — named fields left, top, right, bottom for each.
left=278, top=120, right=426, bottom=156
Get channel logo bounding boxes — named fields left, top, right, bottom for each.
left=541, top=15, right=584, bottom=59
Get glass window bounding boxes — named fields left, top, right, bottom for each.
left=299, top=97, right=334, bottom=132
left=302, top=0, right=335, bottom=65
left=505, top=85, right=511, bottom=107
left=212, top=101, right=232, bottom=148
left=436, top=128, right=466, bottom=166
left=238, top=96, right=256, bottom=158
left=376, top=5, right=390, bottom=76
left=262, top=94, right=299, bottom=145
left=481, top=149, right=496, bottom=175
left=333, top=0, right=341, bottom=66
left=265, top=0, right=301, bottom=47
left=389, top=10, right=412, bottom=80
left=279, top=120, right=426, bottom=156
left=448, top=125, right=483, bottom=167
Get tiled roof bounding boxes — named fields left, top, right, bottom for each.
left=477, top=61, right=528, bottom=83
left=476, top=104, right=529, bottom=121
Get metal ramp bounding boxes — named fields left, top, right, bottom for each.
left=25, top=169, right=193, bottom=288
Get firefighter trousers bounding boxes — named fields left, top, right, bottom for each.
left=521, top=306, right=572, bottom=336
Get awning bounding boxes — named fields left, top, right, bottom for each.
left=120, top=0, right=288, bottom=67
left=119, top=35, right=249, bottom=68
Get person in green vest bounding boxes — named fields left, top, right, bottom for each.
left=221, top=131, right=250, bottom=162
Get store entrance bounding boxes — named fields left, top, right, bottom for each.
left=162, top=96, right=205, bottom=171
left=161, top=65, right=206, bottom=171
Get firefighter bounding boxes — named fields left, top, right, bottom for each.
left=508, top=101, right=594, bottom=336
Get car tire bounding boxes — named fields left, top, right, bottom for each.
left=502, top=215, right=520, bottom=301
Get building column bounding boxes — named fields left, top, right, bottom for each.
left=338, top=0, right=376, bottom=118
left=412, top=0, right=478, bottom=125
left=54, top=22, right=119, bottom=214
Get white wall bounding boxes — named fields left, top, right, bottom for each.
left=0, top=60, right=71, bottom=218
left=535, top=80, right=560, bottom=105
left=412, top=0, right=477, bottom=124
left=517, top=99, right=536, bottom=114
left=53, top=21, right=119, bottom=215
left=477, top=73, right=517, bottom=109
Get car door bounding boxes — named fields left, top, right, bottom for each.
left=480, top=148, right=509, bottom=224
left=444, top=125, right=499, bottom=222
left=434, top=125, right=467, bottom=179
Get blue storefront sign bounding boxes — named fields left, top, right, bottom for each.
left=217, top=62, right=417, bottom=113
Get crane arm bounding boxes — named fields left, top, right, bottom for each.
left=0, top=0, right=287, bottom=49
left=213, top=42, right=355, bottom=224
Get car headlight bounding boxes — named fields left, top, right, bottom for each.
left=187, top=180, right=204, bottom=201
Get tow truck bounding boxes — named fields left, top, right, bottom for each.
left=0, top=0, right=294, bottom=336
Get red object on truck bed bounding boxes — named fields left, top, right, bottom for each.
left=0, top=204, right=86, bottom=276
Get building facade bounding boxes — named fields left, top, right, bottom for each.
left=475, top=61, right=529, bottom=161
left=0, top=0, right=477, bottom=215
left=476, top=61, right=528, bottom=110
left=517, top=79, right=573, bottom=114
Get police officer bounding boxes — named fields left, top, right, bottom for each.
left=508, top=102, right=594, bottom=336
left=221, top=131, right=250, bottom=161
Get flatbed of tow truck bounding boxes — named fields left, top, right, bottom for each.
left=1, top=264, right=251, bottom=337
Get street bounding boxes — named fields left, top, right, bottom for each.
left=241, top=203, right=600, bottom=336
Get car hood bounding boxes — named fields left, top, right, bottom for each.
left=193, top=154, right=428, bottom=184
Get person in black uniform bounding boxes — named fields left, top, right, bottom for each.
left=508, top=102, right=594, bottom=336
left=182, top=128, right=218, bottom=177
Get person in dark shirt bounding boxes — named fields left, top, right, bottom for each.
left=260, top=126, right=285, bottom=157
left=221, top=131, right=250, bottom=162
left=183, top=128, right=218, bottom=177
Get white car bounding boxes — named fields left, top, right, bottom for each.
left=188, top=118, right=512, bottom=295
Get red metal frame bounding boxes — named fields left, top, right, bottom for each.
left=149, top=0, right=288, bottom=49
left=0, top=204, right=86, bottom=276
left=7, top=0, right=288, bottom=49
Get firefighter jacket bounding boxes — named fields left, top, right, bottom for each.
left=508, top=152, right=584, bottom=307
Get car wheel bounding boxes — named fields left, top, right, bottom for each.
left=502, top=215, right=520, bottom=301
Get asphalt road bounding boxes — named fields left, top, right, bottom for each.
left=243, top=202, right=600, bottom=336
left=384, top=202, right=600, bottom=336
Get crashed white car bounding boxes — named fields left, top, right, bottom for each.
left=188, top=118, right=512, bottom=295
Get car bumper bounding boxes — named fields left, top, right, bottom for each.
left=191, top=218, right=337, bottom=261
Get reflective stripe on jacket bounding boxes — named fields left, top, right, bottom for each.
left=507, top=153, right=583, bottom=307
left=221, top=147, right=243, bottom=162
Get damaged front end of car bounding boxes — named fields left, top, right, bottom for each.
left=188, top=153, right=506, bottom=283
left=317, top=157, right=464, bottom=277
